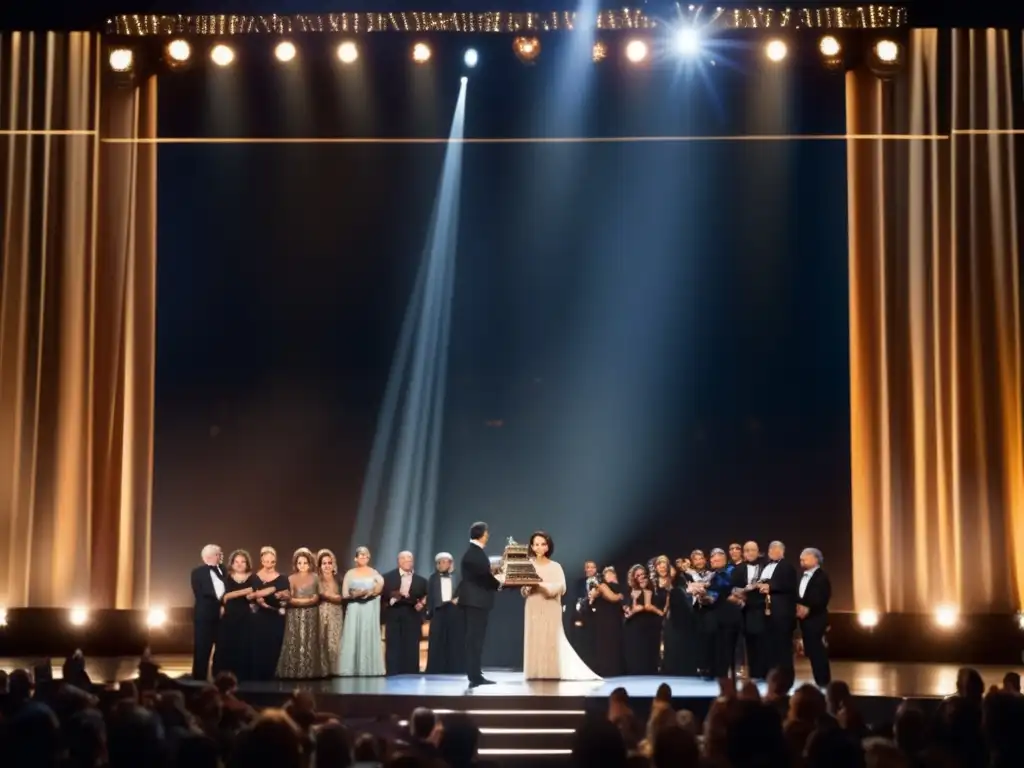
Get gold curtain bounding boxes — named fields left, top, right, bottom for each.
left=847, top=29, right=1024, bottom=614
left=0, top=32, right=157, bottom=609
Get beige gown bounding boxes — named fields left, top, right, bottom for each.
left=523, top=559, right=601, bottom=681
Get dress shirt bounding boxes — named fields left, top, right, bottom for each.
left=440, top=574, right=453, bottom=603
left=400, top=570, right=412, bottom=596
left=761, top=561, right=779, bottom=580
left=745, top=563, right=760, bottom=584
left=799, top=566, right=819, bottom=598
left=210, top=567, right=225, bottom=600
left=470, top=540, right=483, bottom=548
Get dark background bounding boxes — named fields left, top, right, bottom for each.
left=150, top=34, right=852, bottom=621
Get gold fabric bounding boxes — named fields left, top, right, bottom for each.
left=0, top=32, right=157, bottom=608
left=846, top=29, right=1024, bottom=614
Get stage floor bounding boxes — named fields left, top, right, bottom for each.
left=4, top=655, right=1023, bottom=700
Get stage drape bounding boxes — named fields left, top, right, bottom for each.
left=0, top=32, right=157, bottom=609
left=846, top=29, right=1024, bottom=614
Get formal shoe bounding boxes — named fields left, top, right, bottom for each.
left=469, top=678, right=496, bottom=688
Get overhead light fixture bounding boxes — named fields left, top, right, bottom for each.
left=274, top=41, right=297, bottom=63
left=675, top=28, right=702, bottom=57
left=108, top=48, right=133, bottom=73
left=874, top=39, right=899, bottom=64
left=412, top=42, right=431, bottom=64
left=625, top=39, right=649, bottom=64
left=463, top=48, right=479, bottom=68
left=336, top=41, right=358, bottom=64
left=165, top=39, right=191, bottom=66
left=765, top=39, right=788, bottom=63
left=210, top=44, right=235, bottom=67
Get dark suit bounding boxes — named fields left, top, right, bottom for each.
left=763, top=559, right=799, bottom=676
left=381, top=569, right=428, bottom=675
left=459, top=541, right=501, bottom=684
left=707, top=565, right=742, bottom=678
left=797, top=568, right=832, bottom=686
left=732, top=559, right=769, bottom=678
left=426, top=570, right=465, bottom=674
left=568, top=576, right=595, bottom=667
left=191, top=564, right=225, bottom=680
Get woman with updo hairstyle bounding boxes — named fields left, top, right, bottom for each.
left=275, top=547, right=330, bottom=679
left=213, top=549, right=255, bottom=679
left=338, top=546, right=386, bottom=676
left=316, top=548, right=344, bottom=674
left=249, top=546, right=291, bottom=680
left=590, top=565, right=626, bottom=677
left=522, top=531, right=599, bottom=680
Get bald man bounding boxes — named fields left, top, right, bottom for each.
left=382, top=551, right=429, bottom=675
left=730, top=540, right=769, bottom=679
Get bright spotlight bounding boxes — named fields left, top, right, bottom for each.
left=463, top=48, right=479, bottom=68
left=625, top=39, right=649, bottom=64
left=108, top=48, right=133, bottom=73
left=69, top=606, right=89, bottom=627
left=819, top=35, right=841, bottom=57
left=934, top=605, right=959, bottom=629
left=147, top=607, right=168, bottom=629
left=1016, top=612, right=1024, bottom=631
left=336, top=41, right=358, bottom=64
left=210, top=44, right=235, bottom=67
left=675, top=28, right=701, bottom=56
left=0, top=607, right=7, bottom=627
left=460, top=76, right=468, bottom=85
left=874, top=39, right=899, bottom=63
left=857, top=609, right=880, bottom=628
left=166, top=39, right=191, bottom=64
left=274, top=41, right=297, bottom=63
left=765, top=39, right=788, bottom=62
left=412, top=42, right=431, bottom=64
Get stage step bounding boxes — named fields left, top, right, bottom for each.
left=402, top=708, right=586, bottom=757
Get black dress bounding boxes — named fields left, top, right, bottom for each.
left=250, top=572, right=290, bottom=681
left=662, top=577, right=700, bottom=676
left=623, top=588, right=664, bottom=675
left=213, top=574, right=256, bottom=680
left=591, top=582, right=625, bottom=678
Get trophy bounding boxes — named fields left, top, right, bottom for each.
left=498, top=537, right=542, bottom=587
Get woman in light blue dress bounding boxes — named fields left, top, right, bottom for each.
left=337, top=546, right=386, bottom=676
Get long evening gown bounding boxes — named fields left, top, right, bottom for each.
left=338, top=570, right=386, bottom=677
left=662, top=578, right=700, bottom=676
left=276, top=575, right=330, bottom=679
left=251, top=572, right=290, bottom=681
left=213, top=573, right=256, bottom=680
left=623, top=587, right=666, bottom=675
left=524, top=560, right=600, bottom=680
left=591, top=582, right=625, bottom=678
left=318, top=574, right=343, bottom=675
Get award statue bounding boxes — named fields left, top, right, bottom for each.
left=498, top=537, right=542, bottom=587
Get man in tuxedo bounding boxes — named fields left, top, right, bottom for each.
left=569, top=560, right=598, bottom=666
left=797, top=547, right=832, bottom=687
left=425, top=552, right=464, bottom=674
left=190, top=544, right=225, bottom=680
left=459, top=521, right=502, bottom=687
left=732, top=540, right=769, bottom=679
left=382, top=550, right=429, bottom=675
left=757, top=540, right=798, bottom=678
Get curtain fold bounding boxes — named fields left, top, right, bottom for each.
left=847, top=29, right=1024, bottom=614
left=0, top=32, right=157, bottom=609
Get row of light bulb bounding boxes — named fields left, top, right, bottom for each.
left=0, top=606, right=168, bottom=629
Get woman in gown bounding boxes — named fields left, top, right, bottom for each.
left=250, top=546, right=290, bottom=681
left=213, top=549, right=256, bottom=679
left=623, top=564, right=666, bottom=675
left=590, top=566, right=626, bottom=678
left=658, top=555, right=699, bottom=677
left=275, top=548, right=330, bottom=679
left=316, top=548, right=344, bottom=675
left=522, top=531, right=600, bottom=681
left=337, top=546, right=386, bottom=677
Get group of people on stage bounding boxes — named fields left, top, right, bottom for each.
left=190, top=526, right=831, bottom=688
left=569, top=540, right=833, bottom=687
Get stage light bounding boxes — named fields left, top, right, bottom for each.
left=765, top=40, right=788, bottom=62
left=857, top=609, right=880, bottom=628
left=874, top=39, right=899, bottom=63
left=0, top=607, right=7, bottom=627
left=463, top=48, right=479, bottom=68
left=412, top=42, right=431, bottom=64
left=108, top=48, right=133, bottom=73
left=274, top=41, right=297, bottom=63
left=147, top=607, right=168, bottom=629
left=460, top=76, right=468, bottom=85
left=513, top=36, right=540, bottom=64
left=592, top=41, right=608, bottom=63
left=819, top=36, right=841, bottom=57
left=934, top=605, right=959, bottom=629
left=69, top=606, right=89, bottom=627
left=336, top=41, right=358, bottom=64
left=210, top=44, right=235, bottom=67
left=166, top=39, right=191, bottom=64
left=674, top=28, right=701, bottom=57
left=625, top=39, right=649, bottom=64
left=1016, top=612, right=1024, bottom=631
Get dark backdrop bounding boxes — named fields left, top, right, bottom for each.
left=152, top=35, right=852, bottom=629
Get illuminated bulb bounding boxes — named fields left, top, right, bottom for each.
left=460, top=76, right=468, bottom=85
left=147, top=607, right=168, bottom=629
left=592, top=41, right=608, bottom=63
left=625, top=39, right=649, bottom=64
left=934, top=605, right=958, bottom=629
left=857, top=609, right=880, bottom=628
left=69, top=606, right=89, bottom=627
left=274, top=41, right=297, bottom=63
left=336, top=41, right=358, bottom=64
left=166, top=39, right=191, bottom=63
left=412, top=42, right=431, bottom=63
left=210, top=44, right=235, bottom=67
left=513, top=36, right=541, bottom=64
left=108, top=48, right=133, bottom=73
left=819, top=36, right=841, bottom=57
left=1017, top=612, right=1024, bottom=631
left=765, top=40, right=788, bottom=62
left=0, top=607, right=7, bottom=627
left=675, top=28, right=701, bottom=56
left=874, top=39, right=899, bottom=63
left=463, top=48, right=479, bottom=68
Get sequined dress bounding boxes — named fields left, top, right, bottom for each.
left=276, top=575, right=330, bottom=679
left=318, top=575, right=343, bottom=674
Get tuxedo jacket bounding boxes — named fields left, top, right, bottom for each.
left=458, top=543, right=501, bottom=609
left=191, top=564, right=224, bottom=620
left=797, top=568, right=831, bottom=633
left=763, top=559, right=799, bottom=622
left=707, top=565, right=742, bottom=627
left=730, top=558, right=769, bottom=633
left=426, top=571, right=460, bottom=619
left=381, top=569, right=428, bottom=622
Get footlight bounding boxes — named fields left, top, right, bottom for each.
left=934, top=605, right=958, bottom=629
left=69, top=606, right=89, bottom=627
left=857, top=609, right=880, bottom=629
left=0, top=607, right=7, bottom=628
left=147, top=607, right=168, bottom=629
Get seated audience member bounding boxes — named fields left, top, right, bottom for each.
left=892, top=702, right=927, bottom=763
left=400, top=707, right=441, bottom=761
left=106, top=703, right=166, bottom=768
left=652, top=724, right=700, bottom=768
left=725, top=700, right=787, bottom=768
left=439, top=711, right=489, bottom=768
left=805, top=725, right=866, bottom=768
left=62, top=650, right=92, bottom=691
left=6, top=696, right=62, bottom=768
left=862, top=737, right=911, bottom=768
left=571, top=714, right=628, bottom=768
left=613, top=713, right=645, bottom=756
left=176, top=732, right=222, bottom=768
left=352, top=732, right=387, bottom=764
left=313, top=721, right=354, bottom=768
left=607, top=686, right=633, bottom=722
left=954, top=667, right=985, bottom=704
left=983, top=689, right=1024, bottom=768
left=1001, top=672, right=1021, bottom=695
left=765, top=666, right=795, bottom=719
left=214, top=672, right=256, bottom=730
left=228, top=708, right=306, bottom=768
left=64, top=708, right=108, bottom=768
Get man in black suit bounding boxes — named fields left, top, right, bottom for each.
left=797, top=547, right=832, bottom=687
left=732, top=540, right=769, bottom=679
left=569, top=560, right=599, bottom=667
left=190, top=544, right=225, bottom=680
left=382, top=550, right=429, bottom=675
left=425, top=552, right=464, bottom=674
left=459, top=521, right=503, bottom=688
left=757, top=540, right=798, bottom=678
